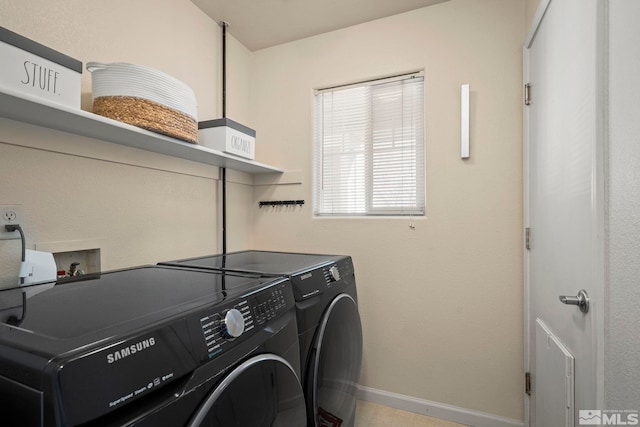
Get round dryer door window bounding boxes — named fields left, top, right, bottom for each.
left=188, top=354, right=307, bottom=427
left=308, top=294, right=363, bottom=427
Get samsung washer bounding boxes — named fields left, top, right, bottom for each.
left=0, top=265, right=306, bottom=426
left=159, top=251, right=363, bottom=427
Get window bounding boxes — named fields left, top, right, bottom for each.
left=313, top=72, right=425, bottom=216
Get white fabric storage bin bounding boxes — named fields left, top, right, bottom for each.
left=87, top=62, right=199, bottom=143
left=87, top=62, right=197, bottom=119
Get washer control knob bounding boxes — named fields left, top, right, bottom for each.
left=328, top=266, right=341, bottom=282
left=222, top=309, right=245, bottom=339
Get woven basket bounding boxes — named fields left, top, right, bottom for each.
left=93, top=96, right=197, bottom=143
left=87, top=62, right=198, bottom=143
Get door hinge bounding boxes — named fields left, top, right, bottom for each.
left=525, top=372, right=531, bottom=395
left=524, top=83, right=531, bottom=106
left=525, top=227, right=531, bottom=250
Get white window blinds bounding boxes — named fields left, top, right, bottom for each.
left=313, top=73, right=425, bottom=216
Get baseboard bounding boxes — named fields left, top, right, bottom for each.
left=357, top=385, right=524, bottom=427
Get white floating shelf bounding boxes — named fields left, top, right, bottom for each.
left=0, top=87, right=283, bottom=174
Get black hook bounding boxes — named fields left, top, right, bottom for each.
left=259, top=200, right=305, bottom=208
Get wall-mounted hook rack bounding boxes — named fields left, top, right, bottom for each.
left=259, top=200, right=305, bottom=208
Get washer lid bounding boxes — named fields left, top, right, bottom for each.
left=0, top=266, right=275, bottom=347
left=160, top=250, right=348, bottom=277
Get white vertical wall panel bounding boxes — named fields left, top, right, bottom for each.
left=461, top=84, right=470, bottom=159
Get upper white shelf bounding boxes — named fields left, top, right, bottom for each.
left=0, top=87, right=283, bottom=174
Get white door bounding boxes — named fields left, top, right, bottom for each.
left=524, top=0, right=605, bottom=426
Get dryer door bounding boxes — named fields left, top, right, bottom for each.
left=188, top=354, right=306, bottom=427
left=307, top=293, right=363, bottom=427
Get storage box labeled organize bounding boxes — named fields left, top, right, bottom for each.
left=199, top=118, right=256, bottom=160
left=0, top=26, right=82, bottom=109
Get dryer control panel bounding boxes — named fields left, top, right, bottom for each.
left=291, top=256, right=355, bottom=301
left=195, top=281, right=292, bottom=362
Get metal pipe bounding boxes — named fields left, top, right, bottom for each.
left=220, top=21, right=228, bottom=254
left=221, top=21, right=228, bottom=119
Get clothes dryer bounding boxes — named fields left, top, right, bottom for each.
left=0, top=265, right=306, bottom=426
left=159, top=251, right=363, bottom=427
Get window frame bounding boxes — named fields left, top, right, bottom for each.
left=313, top=71, right=426, bottom=217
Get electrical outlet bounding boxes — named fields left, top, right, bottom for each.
left=0, top=205, right=24, bottom=240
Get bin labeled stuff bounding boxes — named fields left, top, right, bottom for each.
left=0, top=26, right=82, bottom=108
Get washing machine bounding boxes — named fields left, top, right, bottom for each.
left=0, top=265, right=306, bottom=426
left=159, top=251, right=363, bottom=427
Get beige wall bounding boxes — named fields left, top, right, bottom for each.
left=526, top=0, right=542, bottom=31
left=224, top=34, right=257, bottom=252
left=0, top=0, right=254, bottom=285
left=1, top=0, right=526, bottom=422
left=250, top=0, right=524, bottom=420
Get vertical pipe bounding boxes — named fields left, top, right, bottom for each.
left=221, top=21, right=228, bottom=119
left=220, top=21, right=228, bottom=254
left=222, top=167, right=227, bottom=254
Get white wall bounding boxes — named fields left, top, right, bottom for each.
left=0, top=0, right=254, bottom=285
left=605, top=0, right=640, bottom=409
left=249, top=0, right=525, bottom=420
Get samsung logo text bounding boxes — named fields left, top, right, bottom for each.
left=107, top=337, right=156, bottom=364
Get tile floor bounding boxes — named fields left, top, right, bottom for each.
left=355, top=400, right=467, bottom=427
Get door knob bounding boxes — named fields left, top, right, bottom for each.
left=559, top=289, right=589, bottom=313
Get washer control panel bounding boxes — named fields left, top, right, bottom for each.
left=199, top=301, right=252, bottom=359
left=252, top=285, right=287, bottom=325
left=222, top=308, right=245, bottom=338
left=328, top=265, right=341, bottom=282
left=196, top=282, right=291, bottom=361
